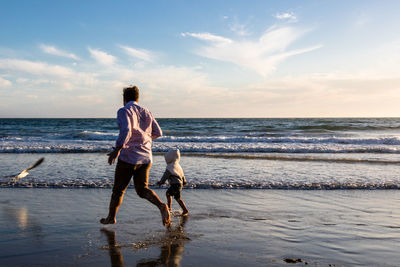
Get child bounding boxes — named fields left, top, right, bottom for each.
left=157, top=149, right=189, bottom=216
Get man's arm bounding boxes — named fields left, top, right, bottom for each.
left=107, top=146, right=122, bottom=165
left=151, top=116, right=162, bottom=140
left=108, top=108, right=132, bottom=165
left=116, top=108, right=132, bottom=147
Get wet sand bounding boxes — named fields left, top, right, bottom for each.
left=1, top=188, right=400, bottom=266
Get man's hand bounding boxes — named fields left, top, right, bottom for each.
left=107, top=147, right=122, bottom=165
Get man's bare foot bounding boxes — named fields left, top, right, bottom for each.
left=100, top=217, right=116, bottom=224
left=160, top=204, right=171, bottom=226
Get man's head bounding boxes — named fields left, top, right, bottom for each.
left=123, top=85, right=139, bottom=104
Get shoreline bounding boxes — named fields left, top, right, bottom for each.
left=2, top=152, right=400, bottom=190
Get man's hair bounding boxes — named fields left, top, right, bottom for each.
left=123, top=85, right=139, bottom=102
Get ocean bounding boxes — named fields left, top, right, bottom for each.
left=1, top=118, right=400, bottom=189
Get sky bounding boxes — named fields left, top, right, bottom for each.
left=0, top=0, right=400, bottom=118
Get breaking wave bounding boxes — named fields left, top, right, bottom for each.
left=1, top=143, right=400, bottom=154
left=1, top=180, right=400, bottom=190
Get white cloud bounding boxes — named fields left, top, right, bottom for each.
left=181, top=32, right=232, bottom=44
left=131, top=65, right=400, bottom=117
left=0, top=57, right=103, bottom=93
left=0, top=77, right=12, bottom=88
left=354, top=12, right=370, bottom=27
left=0, top=58, right=74, bottom=77
left=88, top=48, right=116, bottom=65
left=183, top=26, right=322, bottom=76
left=229, top=22, right=250, bottom=37
left=3, top=33, right=399, bottom=117
left=77, top=95, right=104, bottom=104
left=40, top=44, right=80, bottom=60
left=275, top=12, right=297, bottom=22
left=179, top=70, right=400, bottom=117
left=118, top=45, right=155, bottom=62
left=2, top=51, right=400, bottom=117
left=130, top=66, right=228, bottom=116
left=16, top=78, right=28, bottom=83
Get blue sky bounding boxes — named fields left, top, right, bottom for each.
left=1, top=0, right=400, bottom=117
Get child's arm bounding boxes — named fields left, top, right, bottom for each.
left=182, top=175, right=188, bottom=186
left=157, top=170, right=169, bottom=186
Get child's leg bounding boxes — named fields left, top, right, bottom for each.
left=177, top=199, right=189, bottom=216
left=166, top=191, right=172, bottom=211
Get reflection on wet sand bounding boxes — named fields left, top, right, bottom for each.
left=101, top=216, right=189, bottom=267
left=137, top=216, right=189, bottom=267
left=101, top=228, right=125, bottom=267
left=2, top=205, right=43, bottom=242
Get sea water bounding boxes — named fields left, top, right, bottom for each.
left=1, top=118, right=400, bottom=189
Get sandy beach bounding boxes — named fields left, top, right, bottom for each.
left=1, top=188, right=400, bottom=266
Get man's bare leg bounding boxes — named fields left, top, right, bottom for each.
left=177, top=199, right=189, bottom=216
left=101, top=160, right=133, bottom=225
left=134, top=164, right=170, bottom=226
left=100, top=193, right=124, bottom=224
left=138, top=187, right=171, bottom=226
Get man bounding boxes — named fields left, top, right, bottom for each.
left=100, top=85, right=170, bottom=226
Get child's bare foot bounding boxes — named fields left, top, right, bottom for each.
left=100, top=217, right=116, bottom=224
left=181, top=210, right=189, bottom=216
left=160, top=204, right=171, bottom=226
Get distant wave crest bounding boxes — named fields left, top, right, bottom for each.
left=1, top=143, right=400, bottom=154
left=159, top=136, right=400, bottom=145
left=75, top=131, right=117, bottom=140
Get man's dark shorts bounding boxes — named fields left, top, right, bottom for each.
left=112, top=160, right=151, bottom=199
left=166, top=183, right=182, bottom=200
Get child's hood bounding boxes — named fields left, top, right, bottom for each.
left=165, top=149, right=180, bottom=164
left=165, top=149, right=184, bottom=178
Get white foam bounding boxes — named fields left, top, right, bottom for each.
left=1, top=140, right=400, bottom=154
left=76, top=131, right=117, bottom=140
left=158, top=135, right=400, bottom=145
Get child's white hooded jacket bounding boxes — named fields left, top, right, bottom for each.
left=158, top=149, right=187, bottom=185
